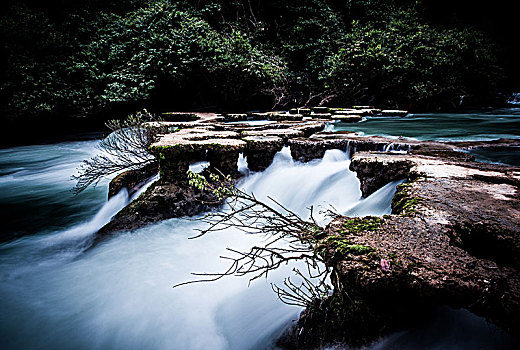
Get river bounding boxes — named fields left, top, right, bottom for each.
left=331, top=108, right=520, bottom=166
left=0, top=111, right=518, bottom=349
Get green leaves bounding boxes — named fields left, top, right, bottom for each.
left=1, top=0, right=506, bottom=118
left=187, top=170, right=232, bottom=201
left=321, top=10, right=502, bottom=108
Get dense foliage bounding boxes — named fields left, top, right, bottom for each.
left=0, top=0, right=516, bottom=125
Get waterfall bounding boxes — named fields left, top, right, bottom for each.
left=2, top=142, right=513, bottom=349
left=239, top=147, right=361, bottom=221
left=0, top=146, right=389, bottom=350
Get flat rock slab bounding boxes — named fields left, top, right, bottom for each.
left=333, top=109, right=369, bottom=116
left=150, top=129, right=246, bottom=159
left=242, top=135, right=284, bottom=151
left=379, top=109, right=408, bottom=117
left=332, top=115, right=363, bottom=123
left=152, top=137, right=246, bottom=155
left=242, top=128, right=305, bottom=140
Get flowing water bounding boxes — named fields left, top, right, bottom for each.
left=0, top=139, right=108, bottom=241
left=0, top=124, right=517, bottom=349
left=332, top=108, right=520, bottom=166
left=0, top=142, right=393, bottom=349
left=331, top=109, right=520, bottom=142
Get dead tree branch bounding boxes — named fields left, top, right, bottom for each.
left=72, top=110, right=159, bottom=194
left=175, top=170, right=331, bottom=307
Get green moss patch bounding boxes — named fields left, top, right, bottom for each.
left=340, top=216, right=382, bottom=234
left=392, top=182, right=421, bottom=216
left=319, top=235, right=374, bottom=257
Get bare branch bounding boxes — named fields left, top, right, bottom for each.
left=175, top=171, right=331, bottom=307
left=72, top=110, right=160, bottom=194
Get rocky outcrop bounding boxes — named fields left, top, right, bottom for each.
left=243, top=136, right=284, bottom=172
left=103, top=107, right=509, bottom=242
left=289, top=134, right=413, bottom=163
left=349, top=154, right=413, bottom=197
left=149, top=128, right=247, bottom=180
left=97, top=107, right=520, bottom=347
left=98, top=176, right=220, bottom=237
left=108, top=163, right=158, bottom=199
left=294, top=152, right=520, bottom=348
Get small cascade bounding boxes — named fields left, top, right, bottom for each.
left=383, top=143, right=394, bottom=152
left=237, top=152, right=249, bottom=174
left=188, top=161, right=210, bottom=174
left=240, top=146, right=361, bottom=222
left=381, top=142, right=410, bottom=154
left=345, top=179, right=405, bottom=217
left=130, top=173, right=159, bottom=201
left=346, top=140, right=352, bottom=160
left=0, top=145, right=402, bottom=350
left=323, top=121, right=337, bottom=132
left=1, top=139, right=515, bottom=349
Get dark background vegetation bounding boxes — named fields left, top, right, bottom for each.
left=1, top=0, right=518, bottom=144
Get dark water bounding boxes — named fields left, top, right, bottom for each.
left=468, top=146, right=520, bottom=166
left=0, top=138, right=108, bottom=241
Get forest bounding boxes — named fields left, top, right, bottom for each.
left=1, top=0, right=518, bottom=141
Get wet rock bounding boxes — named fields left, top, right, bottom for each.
left=291, top=122, right=326, bottom=137
left=207, top=145, right=244, bottom=178
left=312, top=106, right=329, bottom=113
left=332, top=115, right=363, bottom=123
left=289, top=135, right=413, bottom=163
left=288, top=138, right=350, bottom=162
left=309, top=131, right=358, bottom=139
left=298, top=108, right=312, bottom=115
left=310, top=113, right=332, bottom=119
left=150, top=129, right=246, bottom=181
left=247, top=112, right=274, bottom=120
left=108, top=163, right=159, bottom=199
left=352, top=105, right=375, bottom=109
left=97, top=177, right=220, bottom=238
left=242, top=128, right=304, bottom=141
left=349, top=153, right=414, bottom=197
left=449, top=138, right=520, bottom=151
left=223, top=113, right=248, bottom=121
left=243, top=136, right=284, bottom=171
left=269, top=113, right=304, bottom=121
left=334, top=109, right=366, bottom=116
left=379, top=109, right=408, bottom=117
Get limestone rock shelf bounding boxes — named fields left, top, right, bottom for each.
left=295, top=151, right=520, bottom=348
left=97, top=107, right=519, bottom=346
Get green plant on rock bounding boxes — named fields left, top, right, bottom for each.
left=320, top=235, right=374, bottom=257
left=187, top=170, right=232, bottom=201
